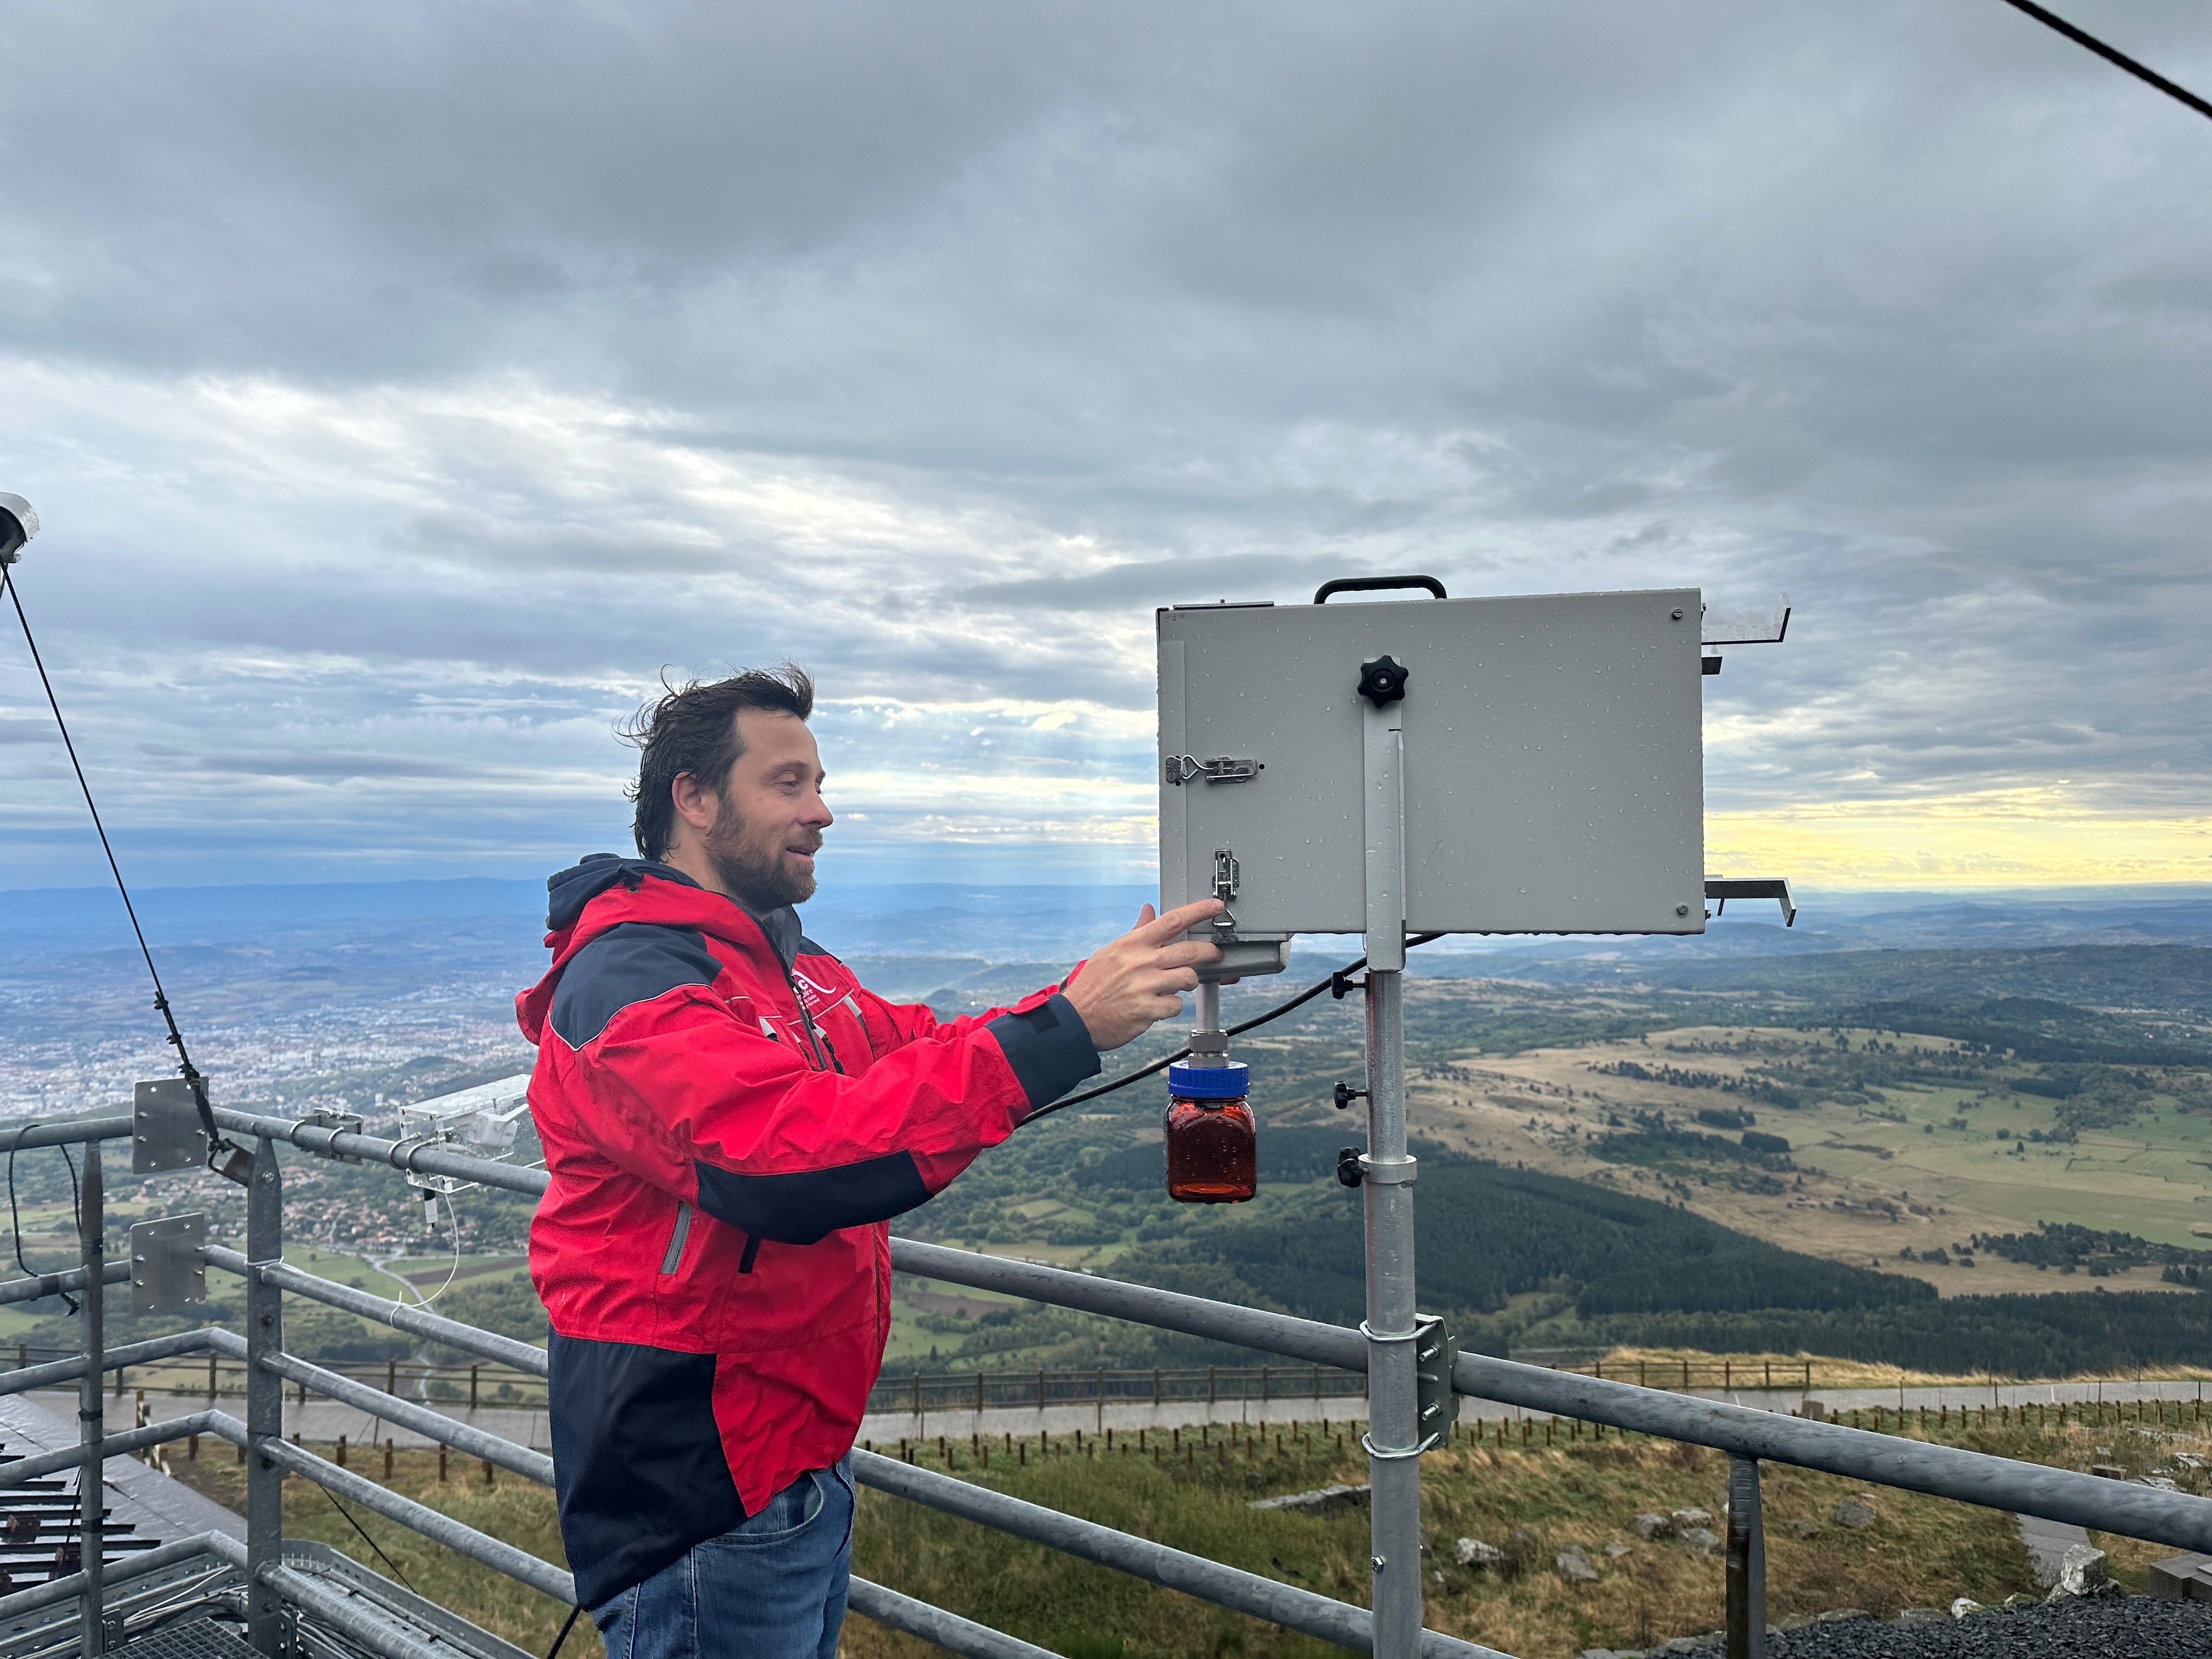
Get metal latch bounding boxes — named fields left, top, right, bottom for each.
left=1164, top=755, right=1263, bottom=786
left=1210, top=848, right=1240, bottom=941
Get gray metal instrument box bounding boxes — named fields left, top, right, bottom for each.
left=1158, top=588, right=1706, bottom=936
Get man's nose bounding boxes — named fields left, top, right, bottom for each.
left=804, top=790, right=833, bottom=828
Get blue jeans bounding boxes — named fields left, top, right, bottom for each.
left=595, top=1458, right=854, bottom=1659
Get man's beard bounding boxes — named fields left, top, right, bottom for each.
left=703, top=805, right=818, bottom=912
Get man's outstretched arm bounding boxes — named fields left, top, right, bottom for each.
left=544, top=900, right=1222, bottom=1243
left=854, top=899, right=1223, bottom=1056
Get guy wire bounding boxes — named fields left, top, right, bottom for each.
left=1, top=562, right=249, bottom=1181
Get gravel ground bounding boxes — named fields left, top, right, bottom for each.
left=1762, top=1595, right=2212, bottom=1658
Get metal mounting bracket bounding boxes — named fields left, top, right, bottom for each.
left=133, top=1079, right=208, bottom=1175
left=130, top=1212, right=207, bottom=1315
left=1414, top=1314, right=1458, bottom=1448
left=1705, top=876, right=1797, bottom=927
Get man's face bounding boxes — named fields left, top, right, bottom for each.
left=701, top=710, right=832, bottom=911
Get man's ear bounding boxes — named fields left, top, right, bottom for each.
left=670, top=771, right=721, bottom=836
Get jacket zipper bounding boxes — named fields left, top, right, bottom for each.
left=736, top=932, right=842, bottom=1279
left=660, top=1201, right=692, bottom=1274
left=774, top=959, right=842, bottom=1074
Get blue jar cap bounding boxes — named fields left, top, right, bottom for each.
left=1167, top=1059, right=1249, bottom=1099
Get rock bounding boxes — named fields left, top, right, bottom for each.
left=1455, top=1537, right=1506, bottom=1568
left=1950, top=1597, right=1986, bottom=1618
left=2174, top=1452, right=2207, bottom=1470
left=1812, top=1609, right=1872, bottom=1624
left=1670, top=1507, right=1714, bottom=1528
left=1633, top=1512, right=1674, bottom=1540
left=1895, top=1607, right=1948, bottom=1626
left=1604, top=1542, right=1631, bottom=1559
left=2089, top=1463, right=2127, bottom=1480
left=1249, top=1483, right=1370, bottom=1518
left=1556, top=1547, right=1600, bottom=1583
left=1789, top=1518, right=1819, bottom=1538
left=1677, top=1526, right=1720, bottom=1556
left=2002, top=1593, right=2039, bottom=1609
left=2138, top=1474, right=2181, bottom=1491
left=1509, top=1527, right=1539, bottom=1548
left=2050, top=1543, right=2114, bottom=1599
left=1832, top=1496, right=1879, bottom=1529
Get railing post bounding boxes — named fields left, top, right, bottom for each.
left=76, top=1136, right=105, bottom=1657
left=246, top=1137, right=285, bottom=1656
left=1725, top=1454, right=1767, bottom=1659
left=1359, top=686, right=1423, bottom=1659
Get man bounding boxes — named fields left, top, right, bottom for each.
left=516, top=665, right=1220, bottom=1659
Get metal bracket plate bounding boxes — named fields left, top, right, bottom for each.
left=131, top=1212, right=207, bottom=1315
left=1414, top=1313, right=1458, bottom=1448
left=133, top=1079, right=208, bottom=1175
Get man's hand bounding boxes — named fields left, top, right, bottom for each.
left=1062, top=900, right=1225, bottom=1052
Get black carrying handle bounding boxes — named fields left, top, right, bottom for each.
left=1313, top=574, right=1448, bottom=603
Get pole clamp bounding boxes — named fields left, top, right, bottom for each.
left=1360, top=1430, right=1441, bottom=1460
left=1356, top=1153, right=1417, bottom=1186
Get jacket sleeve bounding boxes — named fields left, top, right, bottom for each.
left=853, top=961, right=1087, bottom=1053
left=551, top=935, right=1099, bottom=1245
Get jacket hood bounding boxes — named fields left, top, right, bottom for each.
left=518, top=854, right=805, bottom=1043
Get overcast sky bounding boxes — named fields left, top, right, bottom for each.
left=3, top=1, right=2209, bottom=894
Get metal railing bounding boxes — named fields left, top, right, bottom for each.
left=6, top=1105, right=2212, bottom=1659
left=867, top=1363, right=1370, bottom=1415
left=0, top=1346, right=1825, bottom=1419
left=859, top=1355, right=1820, bottom=1415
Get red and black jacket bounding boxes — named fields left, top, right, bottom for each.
left=516, top=856, right=1099, bottom=1607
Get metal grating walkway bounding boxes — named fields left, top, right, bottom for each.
left=108, top=1617, right=261, bottom=1659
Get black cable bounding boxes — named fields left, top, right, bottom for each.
left=1994, top=0, right=2212, bottom=123
left=1, top=563, right=249, bottom=1181
left=1023, top=934, right=1443, bottom=1122
left=317, top=1483, right=419, bottom=1593
left=5, top=1127, right=78, bottom=1314
left=544, top=1603, right=584, bottom=1659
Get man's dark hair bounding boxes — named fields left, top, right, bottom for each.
left=622, top=665, right=814, bottom=860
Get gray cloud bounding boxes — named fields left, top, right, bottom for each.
left=2, top=0, right=2209, bottom=884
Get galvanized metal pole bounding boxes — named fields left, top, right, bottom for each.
left=76, top=1139, right=104, bottom=1657
left=1360, top=700, right=1422, bottom=1659
left=1725, top=1455, right=1766, bottom=1659
left=245, top=1138, right=285, bottom=1655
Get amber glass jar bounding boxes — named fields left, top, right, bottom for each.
left=1164, top=1060, right=1255, bottom=1204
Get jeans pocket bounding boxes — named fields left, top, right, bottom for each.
left=710, top=1469, right=826, bottom=1548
